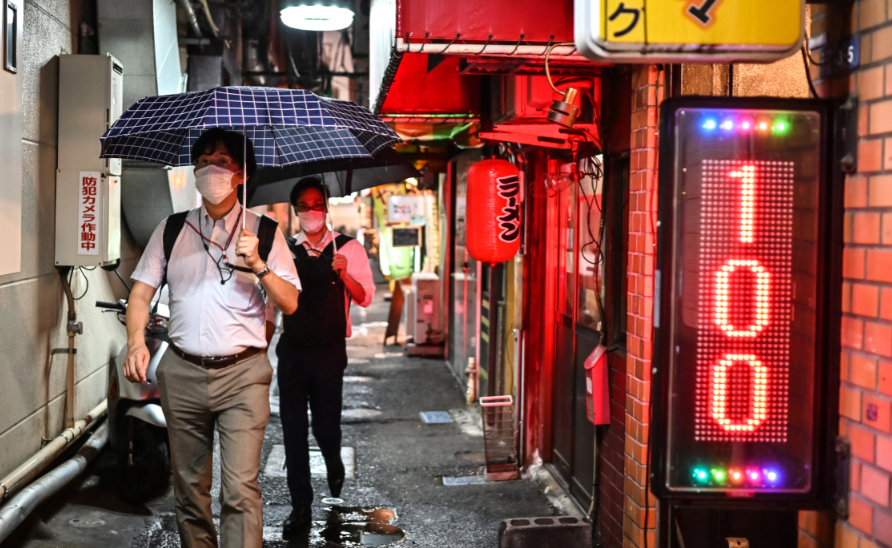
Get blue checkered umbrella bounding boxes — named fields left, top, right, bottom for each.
left=99, top=86, right=400, bottom=167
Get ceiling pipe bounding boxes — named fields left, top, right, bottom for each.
left=198, top=0, right=220, bottom=38
left=177, top=0, right=203, bottom=38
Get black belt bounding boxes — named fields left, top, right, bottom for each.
left=170, top=344, right=264, bottom=369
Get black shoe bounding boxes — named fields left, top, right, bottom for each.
left=327, top=461, right=346, bottom=498
left=283, top=506, right=312, bottom=537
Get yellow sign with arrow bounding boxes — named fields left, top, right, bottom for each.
left=575, top=0, right=804, bottom=62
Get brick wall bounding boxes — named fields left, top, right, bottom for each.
left=810, top=1, right=892, bottom=547
left=623, top=65, right=662, bottom=548
left=598, top=355, right=628, bottom=547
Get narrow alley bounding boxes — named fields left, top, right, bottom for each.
left=0, top=1, right=885, bottom=547
left=3, top=288, right=560, bottom=548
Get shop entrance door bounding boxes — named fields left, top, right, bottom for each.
left=550, top=177, right=577, bottom=484
left=448, top=151, right=481, bottom=383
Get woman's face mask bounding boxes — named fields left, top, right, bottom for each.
left=195, top=164, right=239, bottom=205
left=298, top=210, right=327, bottom=234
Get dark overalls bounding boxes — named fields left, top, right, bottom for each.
left=276, top=234, right=353, bottom=507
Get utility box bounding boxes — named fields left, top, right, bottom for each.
left=55, top=54, right=124, bottom=267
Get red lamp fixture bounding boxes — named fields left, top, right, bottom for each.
left=650, top=97, right=842, bottom=507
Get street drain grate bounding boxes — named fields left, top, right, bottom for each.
left=342, top=408, right=382, bottom=420
left=420, top=411, right=454, bottom=424
left=344, top=375, right=375, bottom=383
left=442, top=475, right=487, bottom=486
left=263, top=445, right=355, bottom=479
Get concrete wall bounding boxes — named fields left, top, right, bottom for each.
left=0, top=0, right=141, bottom=479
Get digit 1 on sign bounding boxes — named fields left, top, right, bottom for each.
left=709, top=163, right=772, bottom=433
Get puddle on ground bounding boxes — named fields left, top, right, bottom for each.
left=318, top=506, right=404, bottom=547
left=271, top=506, right=405, bottom=547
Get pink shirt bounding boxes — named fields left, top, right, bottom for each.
left=292, top=230, right=375, bottom=337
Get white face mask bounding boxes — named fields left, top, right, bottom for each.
left=298, top=210, right=327, bottom=234
left=195, top=164, right=239, bottom=205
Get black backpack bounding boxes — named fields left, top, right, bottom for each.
left=161, top=210, right=279, bottom=286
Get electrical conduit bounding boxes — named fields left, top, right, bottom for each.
left=0, top=423, right=109, bottom=544
left=0, top=400, right=107, bottom=502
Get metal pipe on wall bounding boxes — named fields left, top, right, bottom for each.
left=0, top=424, right=108, bottom=544
left=0, top=400, right=107, bottom=502
left=57, top=267, right=80, bottom=428
left=177, top=0, right=203, bottom=38
left=198, top=0, right=219, bottom=38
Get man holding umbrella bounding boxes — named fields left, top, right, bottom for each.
left=277, top=176, right=376, bottom=535
left=124, top=129, right=301, bottom=548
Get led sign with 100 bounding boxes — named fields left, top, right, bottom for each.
left=653, top=101, right=834, bottom=501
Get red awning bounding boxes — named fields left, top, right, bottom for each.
left=370, top=0, right=592, bottom=116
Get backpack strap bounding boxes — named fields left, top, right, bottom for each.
left=286, top=235, right=306, bottom=258
left=162, top=211, right=189, bottom=283
left=257, top=215, right=278, bottom=262
left=334, top=234, right=354, bottom=250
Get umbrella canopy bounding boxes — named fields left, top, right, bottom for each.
left=247, top=148, right=421, bottom=206
left=100, top=87, right=400, bottom=167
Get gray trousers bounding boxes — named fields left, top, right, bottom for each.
left=157, top=349, right=273, bottom=548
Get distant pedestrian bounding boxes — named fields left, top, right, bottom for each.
left=277, top=177, right=376, bottom=536
left=124, top=128, right=301, bottom=548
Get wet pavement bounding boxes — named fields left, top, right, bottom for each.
left=4, top=286, right=559, bottom=547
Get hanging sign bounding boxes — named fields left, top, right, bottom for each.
left=650, top=97, right=840, bottom=506
left=574, top=0, right=804, bottom=62
left=388, top=195, right=425, bottom=225
left=78, top=171, right=101, bottom=256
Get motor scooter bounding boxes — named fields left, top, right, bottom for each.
left=96, top=296, right=171, bottom=504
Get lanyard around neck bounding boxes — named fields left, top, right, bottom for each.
left=187, top=208, right=242, bottom=259
left=302, top=230, right=331, bottom=252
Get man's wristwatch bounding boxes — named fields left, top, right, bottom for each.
left=254, top=262, right=271, bottom=280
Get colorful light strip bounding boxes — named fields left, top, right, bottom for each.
left=691, top=465, right=782, bottom=488
left=701, top=117, right=791, bottom=134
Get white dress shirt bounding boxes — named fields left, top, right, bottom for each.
left=292, top=230, right=376, bottom=337
left=132, top=204, right=301, bottom=356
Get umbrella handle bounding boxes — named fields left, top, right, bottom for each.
left=242, top=133, right=247, bottom=231
left=325, top=185, right=338, bottom=255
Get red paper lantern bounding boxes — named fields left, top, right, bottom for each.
left=466, top=159, right=522, bottom=263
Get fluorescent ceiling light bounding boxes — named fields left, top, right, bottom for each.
left=280, top=5, right=355, bottom=31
